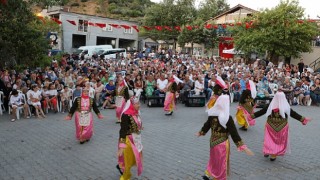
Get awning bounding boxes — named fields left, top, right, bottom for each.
left=222, top=48, right=243, bottom=54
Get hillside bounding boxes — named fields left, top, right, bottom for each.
left=64, top=0, right=155, bottom=22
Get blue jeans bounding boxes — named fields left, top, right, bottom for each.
left=310, top=92, right=320, bottom=103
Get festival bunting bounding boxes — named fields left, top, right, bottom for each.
left=67, top=20, right=76, bottom=26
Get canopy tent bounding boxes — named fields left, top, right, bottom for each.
left=222, top=48, right=243, bottom=54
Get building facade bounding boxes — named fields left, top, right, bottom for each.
left=44, top=8, right=139, bottom=53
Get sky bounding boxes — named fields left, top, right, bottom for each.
left=150, top=0, right=319, bottom=19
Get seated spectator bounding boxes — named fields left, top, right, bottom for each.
left=257, top=77, right=270, bottom=98
left=134, top=75, right=144, bottom=99
left=181, top=74, right=193, bottom=103
left=60, top=85, right=72, bottom=113
left=310, top=78, right=320, bottom=106
left=101, top=79, right=116, bottom=109
left=46, top=83, right=58, bottom=113
left=299, top=76, right=311, bottom=106
left=155, top=73, right=168, bottom=96
left=72, top=84, right=82, bottom=100
left=231, top=79, right=241, bottom=102
left=280, top=77, right=294, bottom=105
left=145, top=75, right=156, bottom=97
left=29, top=84, right=46, bottom=118
left=194, top=77, right=204, bottom=95
left=9, top=89, right=29, bottom=121
left=293, top=81, right=303, bottom=105
left=94, top=80, right=104, bottom=105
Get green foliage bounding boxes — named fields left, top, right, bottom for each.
left=80, top=0, right=87, bottom=2
left=0, top=0, right=57, bottom=70
left=198, top=0, right=230, bottom=20
left=231, top=0, right=319, bottom=62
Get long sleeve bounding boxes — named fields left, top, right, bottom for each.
left=124, top=87, right=130, bottom=100
left=119, top=114, right=131, bottom=144
left=68, top=97, right=79, bottom=117
left=199, top=117, right=212, bottom=136
left=252, top=105, right=268, bottom=118
left=290, top=108, right=304, bottom=122
left=226, top=116, right=244, bottom=148
left=91, top=98, right=101, bottom=116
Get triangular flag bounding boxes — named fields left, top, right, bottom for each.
left=164, top=26, right=172, bottom=31
left=67, top=20, right=76, bottom=26
left=110, top=24, right=121, bottom=28
left=132, top=25, right=139, bottom=32
left=95, top=23, right=106, bottom=28
left=121, top=25, right=131, bottom=29
left=143, top=26, right=153, bottom=31
left=205, top=24, right=212, bottom=29
left=186, top=25, right=192, bottom=31
left=174, top=26, right=181, bottom=31
left=88, top=22, right=95, bottom=26
left=51, top=18, right=62, bottom=24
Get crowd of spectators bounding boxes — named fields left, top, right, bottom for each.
left=0, top=50, right=320, bottom=122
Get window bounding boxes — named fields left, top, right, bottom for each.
left=78, top=19, right=88, bottom=32
left=124, top=27, right=133, bottom=34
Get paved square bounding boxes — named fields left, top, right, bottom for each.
left=0, top=103, right=319, bottom=180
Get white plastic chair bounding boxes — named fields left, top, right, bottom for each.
left=0, top=91, right=6, bottom=115
left=8, top=93, right=28, bottom=120
left=268, top=83, right=278, bottom=97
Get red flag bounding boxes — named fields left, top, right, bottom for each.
left=67, top=20, right=76, bottom=26
left=110, top=24, right=121, bottom=28
left=1, top=0, right=7, bottom=5
left=228, top=23, right=234, bottom=26
left=95, top=23, right=106, bottom=28
left=121, top=25, right=131, bottom=29
left=154, top=26, right=163, bottom=31
left=88, top=22, right=95, bottom=26
left=308, top=19, right=316, bottom=23
left=164, top=26, right=172, bottom=31
left=236, top=22, right=242, bottom=26
left=174, top=26, right=181, bottom=31
left=213, top=25, right=218, bottom=29
left=143, top=26, right=153, bottom=31
left=222, top=24, right=227, bottom=29
left=297, top=20, right=304, bottom=24
left=186, top=25, right=192, bottom=31
left=205, top=24, right=212, bottom=29
left=51, top=18, right=62, bottom=24
left=132, top=25, right=139, bottom=32
left=245, top=22, right=251, bottom=29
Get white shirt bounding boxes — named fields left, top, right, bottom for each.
left=10, top=94, right=24, bottom=106
left=47, top=89, right=58, bottom=97
left=157, top=79, right=168, bottom=90
left=194, top=80, right=204, bottom=90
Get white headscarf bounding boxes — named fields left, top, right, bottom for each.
left=266, top=91, right=290, bottom=118
left=215, top=76, right=228, bottom=89
left=248, top=80, right=257, bottom=99
left=206, top=94, right=230, bottom=128
left=173, top=75, right=183, bottom=84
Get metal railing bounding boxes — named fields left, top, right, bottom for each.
left=309, top=56, right=320, bottom=71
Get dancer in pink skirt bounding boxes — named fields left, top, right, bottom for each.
left=197, top=94, right=254, bottom=180
left=251, top=91, right=311, bottom=161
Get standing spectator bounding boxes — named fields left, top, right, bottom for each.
left=310, top=78, right=320, bottom=106
left=298, top=59, right=304, bottom=77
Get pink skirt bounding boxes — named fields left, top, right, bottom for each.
left=74, top=112, right=94, bottom=141
left=206, top=140, right=230, bottom=180
left=263, top=123, right=289, bottom=156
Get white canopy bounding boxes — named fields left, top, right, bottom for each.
left=222, top=48, right=243, bottom=54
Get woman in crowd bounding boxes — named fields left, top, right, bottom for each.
left=144, top=74, right=156, bottom=97
left=280, top=77, right=294, bottom=105
left=46, top=83, right=58, bottom=113
left=133, top=75, right=144, bottom=99
left=29, top=84, right=46, bottom=118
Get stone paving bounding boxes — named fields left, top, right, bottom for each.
left=0, top=103, right=319, bottom=180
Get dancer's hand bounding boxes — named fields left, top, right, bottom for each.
left=244, top=147, right=254, bottom=156
left=195, top=132, right=202, bottom=137
left=118, top=148, right=124, bottom=157
left=65, top=116, right=71, bottom=120
left=302, top=117, right=311, bottom=125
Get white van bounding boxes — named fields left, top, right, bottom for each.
left=76, top=45, right=113, bottom=59
left=101, top=48, right=127, bottom=59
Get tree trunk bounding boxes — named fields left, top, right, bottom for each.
left=191, top=42, right=194, bottom=56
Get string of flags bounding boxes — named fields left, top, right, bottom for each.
left=37, top=16, right=317, bottom=32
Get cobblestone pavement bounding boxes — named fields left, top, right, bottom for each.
left=0, top=103, right=319, bottom=180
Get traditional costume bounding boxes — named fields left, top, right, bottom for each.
left=206, top=76, right=228, bottom=110
left=117, top=96, right=143, bottom=180
left=66, top=90, right=103, bottom=144
left=199, top=94, right=251, bottom=180
left=115, top=80, right=130, bottom=123
left=251, top=91, right=310, bottom=161
left=164, top=76, right=178, bottom=115
left=236, top=80, right=257, bottom=131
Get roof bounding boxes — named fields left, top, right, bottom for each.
left=206, top=4, right=258, bottom=23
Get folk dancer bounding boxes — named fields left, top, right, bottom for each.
left=250, top=91, right=311, bottom=161
left=197, top=94, right=254, bottom=180
left=65, top=88, right=104, bottom=144
left=206, top=76, right=228, bottom=110
left=163, top=74, right=178, bottom=115
left=115, top=77, right=130, bottom=123
left=236, top=80, right=257, bottom=131
left=117, top=96, right=143, bottom=180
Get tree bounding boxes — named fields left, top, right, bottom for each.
left=142, top=0, right=197, bottom=41
left=0, top=0, right=61, bottom=69
left=231, top=0, right=319, bottom=63
left=198, top=0, right=230, bottom=21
